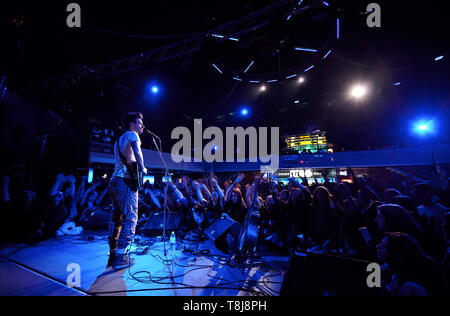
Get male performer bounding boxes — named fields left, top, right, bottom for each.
left=108, top=112, right=147, bottom=269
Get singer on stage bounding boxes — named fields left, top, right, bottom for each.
left=108, top=112, right=147, bottom=269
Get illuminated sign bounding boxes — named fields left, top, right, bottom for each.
left=290, top=169, right=305, bottom=178
left=289, top=169, right=313, bottom=178
left=276, top=168, right=336, bottom=180
left=284, top=131, right=331, bottom=153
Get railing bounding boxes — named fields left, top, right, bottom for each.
left=89, top=144, right=450, bottom=172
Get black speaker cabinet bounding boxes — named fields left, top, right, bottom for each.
left=141, top=212, right=182, bottom=236
left=204, top=213, right=241, bottom=254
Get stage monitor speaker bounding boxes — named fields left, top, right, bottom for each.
left=204, top=213, right=241, bottom=254
left=141, top=212, right=182, bottom=236
left=280, top=252, right=379, bottom=296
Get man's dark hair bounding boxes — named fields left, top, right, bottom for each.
left=123, top=112, right=143, bottom=130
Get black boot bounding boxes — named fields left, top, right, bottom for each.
left=107, top=249, right=116, bottom=267
left=107, top=237, right=118, bottom=267
left=112, top=252, right=136, bottom=270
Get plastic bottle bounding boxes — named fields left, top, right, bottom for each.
left=169, top=231, right=176, bottom=257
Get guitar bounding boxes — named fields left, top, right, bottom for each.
left=116, top=139, right=144, bottom=191
left=129, top=161, right=144, bottom=191
left=238, top=173, right=264, bottom=253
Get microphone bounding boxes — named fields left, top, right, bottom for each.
left=145, top=129, right=160, bottom=140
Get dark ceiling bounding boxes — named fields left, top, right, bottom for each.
left=1, top=0, right=449, bottom=151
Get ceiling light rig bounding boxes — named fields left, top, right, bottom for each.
left=45, top=0, right=341, bottom=90
left=209, top=0, right=342, bottom=86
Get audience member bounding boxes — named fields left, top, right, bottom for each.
left=376, top=232, right=446, bottom=296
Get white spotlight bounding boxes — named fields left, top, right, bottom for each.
left=350, top=84, right=368, bottom=99
left=298, top=77, right=305, bottom=83
left=260, top=85, right=267, bottom=92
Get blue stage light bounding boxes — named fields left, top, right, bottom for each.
left=418, top=124, right=428, bottom=131
left=337, top=18, right=340, bottom=39
left=212, top=63, right=223, bottom=74
left=145, top=81, right=163, bottom=102
left=244, top=61, right=255, bottom=73
left=323, top=49, right=332, bottom=59
left=88, top=168, right=94, bottom=183
left=294, top=47, right=318, bottom=52
left=413, top=120, right=435, bottom=136
left=151, top=85, right=159, bottom=94
left=143, top=175, right=155, bottom=185
left=304, top=65, right=315, bottom=72
left=241, top=108, right=249, bottom=116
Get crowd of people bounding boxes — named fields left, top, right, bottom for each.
left=1, top=166, right=449, bottom=296
left=0, top=173, right=110, bottom=241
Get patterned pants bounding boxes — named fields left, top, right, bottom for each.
left=108, top=177, right=138, bottom=250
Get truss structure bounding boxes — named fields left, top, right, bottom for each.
left=44, top=0, right=299, bottom=89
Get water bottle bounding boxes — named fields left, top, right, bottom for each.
left=169, top=231, right=176, bottom=257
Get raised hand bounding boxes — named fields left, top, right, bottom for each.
left=66, top=175, right=76, bottom=184
left=192, top=180, right=201, bottom=189
left=235, top=173, right=245, bottom=183
left=56, top=173, right=65, bottom=183
left=210, top=178, right=218, bottom=186
left=182, top=175, right=191, bottom=187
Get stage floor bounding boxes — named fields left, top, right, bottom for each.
left=0, top=231, right=288, bottom=296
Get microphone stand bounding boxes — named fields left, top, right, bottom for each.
left=146, top=129, right=171, bottom=257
